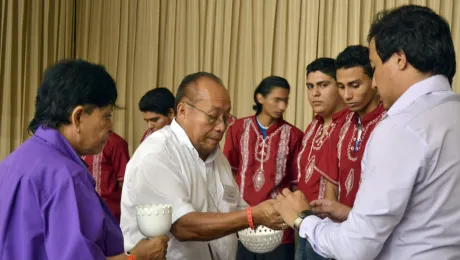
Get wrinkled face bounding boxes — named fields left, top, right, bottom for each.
left=257, top=87, right=289, bottom=119
left=306, top=71, right=343, bottom=117
left=143, top=110, right=174, bottom=133
left=336, top=66, right=377, bottom=114
left=176, top=78, right=232, bottom=159
left=76, top=105, right=114, bottom=155
left=369, top=38, right=399, bottom=109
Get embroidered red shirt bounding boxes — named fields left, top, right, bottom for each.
left=83, top=132, right=130, bottom=223
left=330, top=104, right=385, bottom=207
left=294, top=109, right=348, bottom=203
left=223, top=115, right=303, bottom=244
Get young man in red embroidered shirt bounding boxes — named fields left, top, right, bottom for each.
left=82, top=132, right=130, bottom=223
left=138, top=87, right=175, bottom=143
left=311, top=45, right=385, bottom=223
left=293, top=58, right=347, bottom=260
left=223, top=76, right=304, bottom=260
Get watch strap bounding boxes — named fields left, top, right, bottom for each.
left=298, top=209, right=314, bottom=219
left=293, top=217, right=304, bottom=231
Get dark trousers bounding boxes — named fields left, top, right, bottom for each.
left=295, top=236, right=330, bottom=260
left=237, top=241, right=295, bottom=260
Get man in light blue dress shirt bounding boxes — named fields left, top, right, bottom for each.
left=274, top=4, right=460, bottom=260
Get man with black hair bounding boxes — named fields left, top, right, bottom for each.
left=121, top=72, right=285, bottom=260
left=0, top=59, right=168, bottom=260
left=311, top=45, right=385, bottom=221
left=223, top=76, right=304, bottom=260
left=138, top=87, right=175, bottom=142
left=274, top=5, right=460, bottom=259
left=292, top=57, right=346, bottom=260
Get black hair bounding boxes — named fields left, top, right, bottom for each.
left=306, top=58, right=337, bottom=80
left=368, top=4, right=456, bottom=84
left=28, top=59, right=117, bottom=134
left=174, top=72, right=223, bottom=112
left=335, top=45, right=373, bottom=78
left=138, top=87, right=175, bottom=116
left=253, top=76, right=290, bottom=114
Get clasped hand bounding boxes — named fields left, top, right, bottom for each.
left=271, top=188, right=352, bottom=228
left=309, top=199, right=351, bottom=223
left=273, top=189, right=311, bottom=228
left=251, top=199, right=286, bottom=230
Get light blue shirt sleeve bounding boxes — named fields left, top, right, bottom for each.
left=299, top=122, right=429, bottom=260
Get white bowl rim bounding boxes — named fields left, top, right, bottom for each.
left=136, top=204, right=172, bottom=209
left=237, top=226, right=283, bottom=234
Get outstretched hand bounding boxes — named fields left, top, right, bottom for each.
left=310, top=199, right=351, bottom=223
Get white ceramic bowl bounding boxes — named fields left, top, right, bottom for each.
left=136, top=204, right=172, bottom=238
left=237, top=225, right=283, bottom=253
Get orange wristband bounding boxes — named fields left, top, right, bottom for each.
left=125, top=251, right=136, bottom=260
left=246, top=207, right=256, bottom=230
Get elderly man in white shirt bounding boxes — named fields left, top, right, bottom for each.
left=274, top=4, right=460, bottom=260
left=121, top=72, right=285, bottom=260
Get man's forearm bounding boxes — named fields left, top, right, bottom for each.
left=171, top=211, right=249, bottom=242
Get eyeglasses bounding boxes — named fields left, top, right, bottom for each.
left=185, top=101, right=236, bottom=126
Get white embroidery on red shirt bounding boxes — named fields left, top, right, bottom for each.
left=338, top=112, right=355, bottom=167
left=239, top=118, right=291, bottom=195
left=346, top=114, right=384, bottom=162
left=312, top=122, right=336, bottom=151
left=271, top=125, right=291, bottom=198
left=296, top=120, right=318, bottom=182
left=92, top=149, right=104, bottom=195
left=345, top=169, right=354, bottom=198
left=239, top=118, right=252, bottom=197
left=305, top=156, right=315, bottom=184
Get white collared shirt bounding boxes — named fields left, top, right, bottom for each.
left=120, top=120, right=247, bottom=260
left=300, top=75, right=460, bottom=259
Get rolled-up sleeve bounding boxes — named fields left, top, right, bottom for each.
left=121, top=144, right=197, bottom=250
left=299, top=123, right=429, bottom=260
left=132, top=149, right=195, bottom=223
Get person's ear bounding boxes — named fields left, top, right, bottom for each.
left=256, top=93, right=265, bottom=105
left=395, top=51, right=408, bottom=71
left=70, top=105, right=85, bottom=133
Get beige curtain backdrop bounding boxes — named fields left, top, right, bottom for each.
left=1, top=0, right=459, bottom=159
left=0, top=0, right=75, bottom=160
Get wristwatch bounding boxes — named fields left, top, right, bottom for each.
left=293, top=209, right=314, bottom=231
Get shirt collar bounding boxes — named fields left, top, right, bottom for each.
left=252, top=115, right=285, bottom=134
left=170, top=119, right=218, bottom=163
left=34, top=126, right=94, bottom=185
left=314, top=108, right=348, bottom=123
left=34, top=126, right=87, bottom=168
left=387, top=75, right=451, bottom=116
left=332, top=108, right=349, bottom=121
left=357, top=104, right=385, bottom=124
